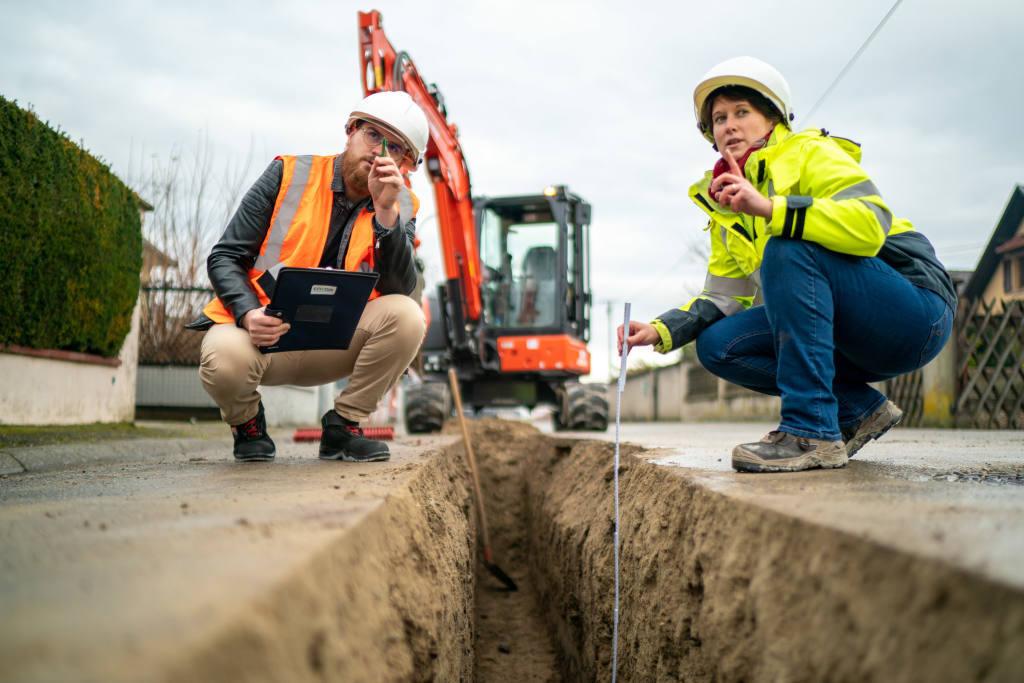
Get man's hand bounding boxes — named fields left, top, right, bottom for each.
left=242, top=306, right=291, bottom=347
left=617, top=320, right=661, bottom=355
left=709, top=149, right=773, bottom=219
left=368, top=156, right=403, bottom=228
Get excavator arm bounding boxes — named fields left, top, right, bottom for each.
left=357, top=10, right=483, bottom=325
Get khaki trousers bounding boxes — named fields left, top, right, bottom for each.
left=199, top=294, right=425, bottom=425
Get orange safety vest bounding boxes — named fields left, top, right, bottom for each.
left=203, top=154, right=419, bottom=324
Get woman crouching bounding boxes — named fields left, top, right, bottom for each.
left=618, top=57, right=956, bottom=473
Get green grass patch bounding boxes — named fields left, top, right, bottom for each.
left=0, top=423, right=190, bottom=449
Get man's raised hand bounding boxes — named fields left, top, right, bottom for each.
left=368, top=156, right=402, bottom=228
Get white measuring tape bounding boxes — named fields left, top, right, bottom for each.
left=612, top=302, right=630, bottom=683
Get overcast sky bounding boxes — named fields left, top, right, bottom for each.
left=3, top=0, right=1023, bottom=381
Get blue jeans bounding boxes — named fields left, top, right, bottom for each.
left=696, top=239, right=953, bottom=441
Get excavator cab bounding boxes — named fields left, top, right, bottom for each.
left=477, top=186, right=590, bottom=344
left=406, top=185, right=608, bottom=433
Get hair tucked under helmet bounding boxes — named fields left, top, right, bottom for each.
left=693, top=56, right=794, bottom=144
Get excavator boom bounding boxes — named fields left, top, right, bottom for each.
left=357, top=10, right=482, bottom=323
left=356, top=10, right=607, bottom=433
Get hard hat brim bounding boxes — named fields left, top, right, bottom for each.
left=694, top=75, right=789, bottom=144
left=348, top=111, right=421, bottom=162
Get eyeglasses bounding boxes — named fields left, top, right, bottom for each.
left=359, top=125, right=409, bottom=161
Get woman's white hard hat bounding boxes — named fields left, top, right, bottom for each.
left=693, top=56, right=794, bottom=143
left=347, top=91, right=429, bottom=165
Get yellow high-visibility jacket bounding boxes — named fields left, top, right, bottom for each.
left=652, top=123, right=955, bottom=352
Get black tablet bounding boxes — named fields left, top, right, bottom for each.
left=259, top=267, right=379, bottom=354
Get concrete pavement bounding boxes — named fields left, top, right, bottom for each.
left=568, top=422, right=1024, bottom=590
left=0, top=433, right=465, bottom=682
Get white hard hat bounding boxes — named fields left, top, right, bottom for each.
left=347, top=91, right=429, bottom=165
left=693, top=56, right=794, bottom=143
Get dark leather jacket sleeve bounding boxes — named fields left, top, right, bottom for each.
left=372, top=214, right=419, bottom=297
left=206, top=159, right=283, bottom=325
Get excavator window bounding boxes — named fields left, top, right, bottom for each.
left=479, top=206, right=560, bottom=330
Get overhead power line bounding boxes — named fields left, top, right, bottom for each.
left=804, top=0, right=905, bottom=121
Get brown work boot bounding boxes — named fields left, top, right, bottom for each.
left=842, top=400, right=903, bottom=458
left=732, top=431, right=847, bottom=473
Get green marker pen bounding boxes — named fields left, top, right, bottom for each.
left=380, top=137, right=388, bottom=157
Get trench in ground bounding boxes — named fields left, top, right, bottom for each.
left=456, top=419, right=1024, bottom=683
left=468, top=420, right=564, bottom=683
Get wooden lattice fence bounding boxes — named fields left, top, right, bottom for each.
left=954, top=298, right=1024, bottom=429
left=886, top=368, right=925, bottom=427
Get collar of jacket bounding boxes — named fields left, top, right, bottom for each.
left=690, top=123, right=858, bottom=227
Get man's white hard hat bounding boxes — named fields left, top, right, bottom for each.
left=347, top=91, right=429, bottom=165
left=693, top=56, right=794, bottom=143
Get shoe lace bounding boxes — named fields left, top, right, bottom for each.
left=237, top=415, right=263, bottom=439
left=344, top=424, right=364, bottom=438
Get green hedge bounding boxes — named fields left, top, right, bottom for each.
left=0, top=95, right=142, bottom=358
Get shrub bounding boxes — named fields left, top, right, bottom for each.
left=0, top=95, right=142, bottom=358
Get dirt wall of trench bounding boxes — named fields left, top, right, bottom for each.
left=161, top=445, right=477, bottom=683
left=139, top=419, right=1024, bottom=683
left=519, top=436, right=1024, bottom=683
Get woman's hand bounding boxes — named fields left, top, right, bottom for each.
left=616, top=320, right=661, bottom=354
left=709, top=149, right=773, bottom=219
left=242, top=306, right=291, bottom=347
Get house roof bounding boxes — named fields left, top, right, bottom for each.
left=947, top=269, right=974, bottom=296
left=131, top=190, right=154, bottom=212
left=995, top=233, right=1024, bottom=255
left=962, top=185, right=1024, bottom=301
left=142, top=239, right=177, bottom=269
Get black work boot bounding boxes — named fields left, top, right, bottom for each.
left=732, top=430, right=847, bottom=473
left=231, top=402, right=275, bottom=462
left=319, top=410, right=390, bottom=462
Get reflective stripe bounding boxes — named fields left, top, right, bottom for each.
left=858, top=199, right=893, bottom=234
left=704, top=273, right=756, bottom=297
left=750, top=269, right=762, bottom=288
left=787, top=195, right=813, bottom=209
left=832, top=179, right=881, bottom=201
left=255, top=155, right=313, bottom=272
left=701, top=291, right=744, bottom=316
left=397, top=185, right=414, bottom=229
left=719, top=225, right=728, bottom=248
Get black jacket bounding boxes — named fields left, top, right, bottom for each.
left=188, top=156, right=418, bottom=330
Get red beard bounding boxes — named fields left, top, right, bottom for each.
left=341, top=147, right=371, bottom=197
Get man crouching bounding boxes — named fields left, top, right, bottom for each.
left=187, top=92, right=428, bottom=463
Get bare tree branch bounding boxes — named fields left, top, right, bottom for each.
left=128, top=134, right=255, bottom=364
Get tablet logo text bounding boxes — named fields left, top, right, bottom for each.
left=310, top=285, right=337, bottom=296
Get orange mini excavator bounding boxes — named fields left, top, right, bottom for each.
left=358, top=10, right=607, bottom=433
